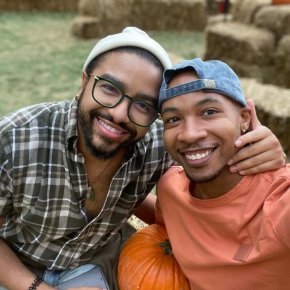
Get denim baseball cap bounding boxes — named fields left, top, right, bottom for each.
left=158, top=58, right=246, bottom=111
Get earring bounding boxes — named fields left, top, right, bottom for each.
left=75, top=87, right=84, bottom=101
left=241, top=127, right=247, bottom=133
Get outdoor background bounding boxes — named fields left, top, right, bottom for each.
left=0, top=11, right=204, bottom=116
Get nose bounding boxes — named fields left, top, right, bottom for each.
left=108, top=97, right=131, bottom=124
left=177, top=120, right=207, bottom=143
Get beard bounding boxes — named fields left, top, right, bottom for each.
left=77, top=100, right=138, bottom=160
left=186, top=168, right=222, bottom=184
left=182, top=154, right=227, bottom=184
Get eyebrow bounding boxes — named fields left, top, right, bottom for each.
left=161, top=95, right=222, bottom=114
left=99, top=73, right=158, bottom=104
left=100, top=73, right=126, bottom=91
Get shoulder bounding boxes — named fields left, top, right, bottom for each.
left=158, top=166, right=186, bottom=186
left=164, top=165, right=184, bottom=175
left=0, top=101, right=71, bottom=134
left=0, top=101, right=73, bottom=157
left=257, top=166, right=290, bottom=187
left=264, top=166, right=290, bottom=247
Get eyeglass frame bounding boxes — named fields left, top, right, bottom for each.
left=90, top=74, right=160, bottom=127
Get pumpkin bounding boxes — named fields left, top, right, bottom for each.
left=117, top=224, right=190, bottom=290
left=272, top=0, right=290, bottom=4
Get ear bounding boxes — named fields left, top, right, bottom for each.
left=81, top=71, right=89, bottom=88
left=240, top=106, right=251, bottom=134
left=76, top=72, right=89, bottom=100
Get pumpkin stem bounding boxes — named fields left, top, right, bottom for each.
left=159, top=239, right=173, bottom=256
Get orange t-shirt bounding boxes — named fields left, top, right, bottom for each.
left=155, top=165, right=290, bottom=290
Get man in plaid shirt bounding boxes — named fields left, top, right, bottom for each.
left=0, top=27, right=286, bottom=290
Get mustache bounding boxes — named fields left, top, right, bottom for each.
left=89, top=110, right=135, bottom=134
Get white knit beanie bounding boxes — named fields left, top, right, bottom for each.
left=82, top=27, right=172, bottom=71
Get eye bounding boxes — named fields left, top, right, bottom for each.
left=133, top=101, right=155, bottom=114
left=163, top=116, right=180, bottom=124
left=202, top=108, right=218, bottom=116
left=99, top=82, right=121, bottom=97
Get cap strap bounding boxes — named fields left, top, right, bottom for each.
left=164, top=79, right=216, bottom=99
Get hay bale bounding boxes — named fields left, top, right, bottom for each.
left=231, top=0, right=271, bottom=24
left=272, top=35, right=290, bottom=88
left=254, top=5, right=290, bottom=40
left=241, top=78, right=290, bottom=155
left=78, top=0, right=134, bottom=21
left=0, top=0, right=78, bottom=11
left=169, top=52, right=184, bottom=65
left=130, top=0, right=207, bottom=31
left=204, top=22, right=275, bottom=66
left=71, top=16, right=129, bottom=39
left=71, top=16, right=100, bottom=39
left=74, top=0, right=207, bottom=39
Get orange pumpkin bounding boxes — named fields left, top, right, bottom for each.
left=117, top=224, right=190, bottom=290
left=272, top=0, right=290, bottom=4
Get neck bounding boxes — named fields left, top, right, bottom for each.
left=191, top=169, right=243, bottom=199
left=76, top=131, right=126, bottom=178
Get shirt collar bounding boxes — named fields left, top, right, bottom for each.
left=66, top=98, right=79, bottom=152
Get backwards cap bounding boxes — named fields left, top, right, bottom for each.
left=83, top=27, right=172, bottom=71
left=159, top=58, right=246, bottom=111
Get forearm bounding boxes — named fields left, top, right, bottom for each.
left=0, top=238, right=54, bottom=290
left=133, top=193, right=157, bottom=225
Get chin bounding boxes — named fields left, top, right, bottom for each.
left=186, top=168, right=222, bottom=184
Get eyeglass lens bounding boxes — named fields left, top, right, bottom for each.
left=92, top=77, right=158, bottom=127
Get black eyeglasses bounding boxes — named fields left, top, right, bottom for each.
left=90, top=75, right=159, bottom=127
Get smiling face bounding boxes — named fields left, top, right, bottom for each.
left=161, top=70, right=250, bottom=194
left=77, top=51, right=163, bottom=159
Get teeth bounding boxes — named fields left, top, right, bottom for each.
left=185, top=150, right=210, bottom=160
left=99, top=119, right=122, bottom=134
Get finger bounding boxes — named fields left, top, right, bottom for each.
left=229, top=149, right=286, bottom=174
left=229, top=153, right=267, bottom=175
left=228, top=136, right=277, bottom=168
left=234, top=125, right=271, bottom=148
left=231, top=159, right=283, bottom=176
left=230, top=136, right=271, bottom=165
left=228, top=144, right=265, bottom=172
left=247, top=99, right=261, bottom=129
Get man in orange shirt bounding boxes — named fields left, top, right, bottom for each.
left=156, top=58, right=290, bottom=289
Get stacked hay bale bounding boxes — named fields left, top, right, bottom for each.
left=241, top=78, right=290, bottom=156
left=254, top=5, right=290, bottom=87
left=205, top=0, right=290, bottom=89
left=274, top=35, right=290, bottom=88
left=231, top=0, right=272, bottom=23
left=204, top=0, right=290, bottom=157
left=204, top=22, right=275, bottom=81
left=71, top=0, right=134, bottom=39
left=0, top=0, right=78, bottom=11
left=71, top=0, right=207, bottom=39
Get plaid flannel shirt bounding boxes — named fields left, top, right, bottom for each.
left=0, top=99, right=172, bottom=270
